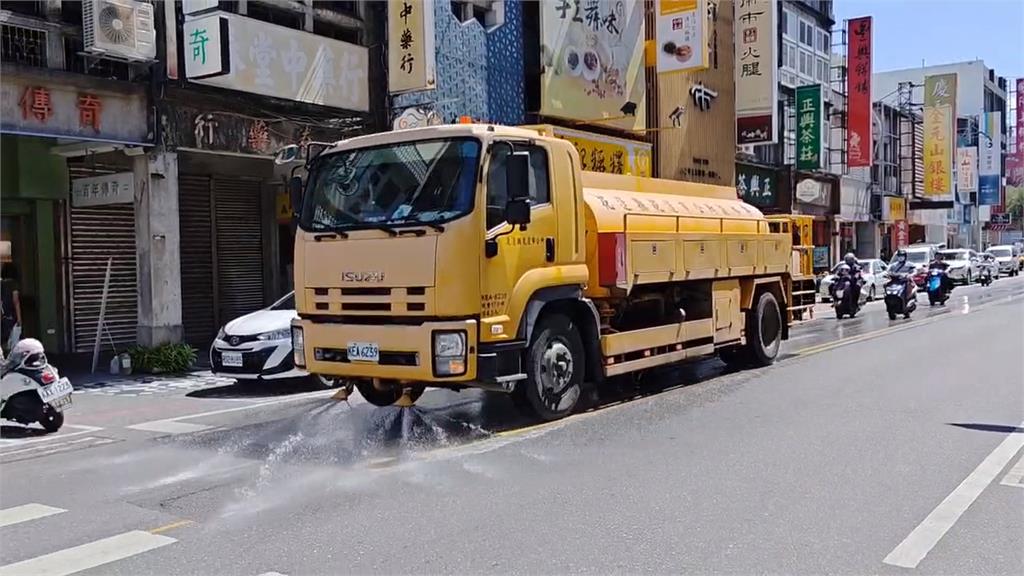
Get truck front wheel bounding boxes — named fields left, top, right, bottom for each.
left=518, top=313, right=585, bottom=422
left=746, top=291, right=782, bottom=367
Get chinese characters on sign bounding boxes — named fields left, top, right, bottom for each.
left=734, top=0, right=777, bottom=144
left=735, top=163, right=777, bottom=209
left=541, top=0, right=646, bottom=131
left=689, top=82, right=718, bottom=111
left=923, top=73, right=957, bottom=197
left=183, top=15, right=227, bottom=78
left=71, top=172, right=135, bottom=208
left=388, top=0, right=436, bottom=93
left=956, top=146, right=977, bottom=198
left=795, top=84, right=823, bottom=170
left=19, top=86, right=104, bottom=133
left=655, top=0, right=708, bottom=74
left=846, top=17, right=872, bottom=168
left=978, top=112, right=1002, bottom=206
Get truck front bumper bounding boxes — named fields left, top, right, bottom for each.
left=295, top=318, right=478, bottom=383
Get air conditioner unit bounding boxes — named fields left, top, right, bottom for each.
left=82, top=0, right=156, bottom=62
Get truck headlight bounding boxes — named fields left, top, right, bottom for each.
left=433, top=331, right=466, bottom=376
left=292, top=326, right=305, bottom=367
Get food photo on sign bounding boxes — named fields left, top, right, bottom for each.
left=540, top=0, right=647, bottom=131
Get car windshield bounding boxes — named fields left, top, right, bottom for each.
left=299, top=138, right=482, bottom=232
left=936, top=250, right=968, bottom=261
left=989, top=248, right=1012, bottom=258
left=269, top=292, right=295, bottom=310
left=906, top=250, right=930, bottom=263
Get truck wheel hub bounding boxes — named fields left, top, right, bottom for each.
left=540, top=341, right=573, bottom=393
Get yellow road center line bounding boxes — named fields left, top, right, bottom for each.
left=148, top=520, right=193, bottom=534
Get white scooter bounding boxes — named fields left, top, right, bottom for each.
left=1, top=339, right=72, bottom=433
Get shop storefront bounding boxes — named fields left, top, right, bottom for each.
left=1, top=67, right=151, bottom=354
left=793, top=174, right=839, bottom=271
left=839, top=177, right=873, bottom=259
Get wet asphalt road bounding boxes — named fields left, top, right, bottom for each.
left=1, top=276, right=1022, bottom=575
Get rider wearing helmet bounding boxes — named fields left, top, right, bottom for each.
left=888, top=249, right=913, bottom=275
left=843, top=252, right=863, bottom=303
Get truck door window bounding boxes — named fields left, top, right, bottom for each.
left=487, top=144, right=551, bottom=231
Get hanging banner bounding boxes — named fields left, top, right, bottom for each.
left=734, top=0, right=777, bottom=144
left=388, top=0, right=436, bottom=94
left=539, top=0, right=646, bottom=132
left=655, top=0, right=708, bottom=74
left=978, top=111, right=1002, bottom=206
left=846, top=16, right=872, bottom=168
left=796, top=84, right=823, bottom=170
left=893, top=219, right=909, bottom=251
left=923, top=73, right=957, bottom=197
left=956, top=146, right=977, bottom=198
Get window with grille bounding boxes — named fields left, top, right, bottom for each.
left=1, top=24, right=48, bottom=67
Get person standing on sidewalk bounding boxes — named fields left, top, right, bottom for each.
left=1, top=262, right=22, bottom=352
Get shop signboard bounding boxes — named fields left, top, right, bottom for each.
left=846, top=17, right=872, bottom=167
left=655, top=0, right=708, bottom=74
left=183, top=14, right=230, bottom=79
left=955, top=146, right=977, bottom=200
left=923, top=73, right=957, bottom=198
left=881, top=196, right=906, bottom=223
left=161, top=104, right=343, bottom=157
left=795, top=84, right=823, bottom=170
left=387, top=0, right=437, bottom=94
left=735, top=163, right=778, bottom=209
left=978, top=111, right=1002, bottom=206
left=539, top=0, right=646, bottom=132
left=71, top=172, right=135, bottom=207
left=894, top=219, right=909, bottom=250
left=795, top=178, right=830, bottom=207
left=524, top=124, right=652, bottom=177
left=812, top=246, right=829, bottom=269
left=0, top=71, right=150, bottom=144
left=734, top=0, right=777, bottom=144
left=184, top=12, right=369, bottom=112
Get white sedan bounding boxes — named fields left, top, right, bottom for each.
left=819, top=259, right=890, bottom=303
left=210, top=292, right=334, bottom=387
left=934, top=249, right=981, bottom=285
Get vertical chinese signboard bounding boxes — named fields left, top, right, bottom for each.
left=846, top=16, right=872, bottom=168
left=734, top=0, right=776, bottom=144
left=388, top=0, right=436, bottom=94
left=795, top=84, right=823, bottom=170
left=183, top=14, right=229, bottom=79
left=540, top=0, right=646, bottom=132
left=956, top=146, right=977, bottom=200
left=923, top=73, right=957, bottom=197
left=1006, top=79, right=1024, bottom=211
left=655, top=0, right=708, bottom=74
left=978, top=111, right=1002, bottom=205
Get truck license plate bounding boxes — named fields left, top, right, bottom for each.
left=222, top=352, right=243, bottom=367
left=38, top=378, right=73, bottom=404
left=347, top=342, right=380, bottom=363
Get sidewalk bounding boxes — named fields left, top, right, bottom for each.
left=63, top=367, right=235, bottom=397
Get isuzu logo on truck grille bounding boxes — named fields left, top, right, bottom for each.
left=341, top=271, right=385, bottom=282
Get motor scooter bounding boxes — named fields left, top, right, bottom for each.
left=884, top=273, right=918, bottom=320
left=830, top=264, right=861, bottom=319
left=926, top=267, right=951, bottom=306
left=0, top=339, right=72, bottom=433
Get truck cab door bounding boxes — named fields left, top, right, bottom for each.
left=480, top=141, right=558, bottom=341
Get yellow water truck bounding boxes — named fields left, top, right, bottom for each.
left=288, top=124, right=795, bottom=420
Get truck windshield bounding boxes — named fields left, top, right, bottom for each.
left=299, top=138, right=481, bottom=232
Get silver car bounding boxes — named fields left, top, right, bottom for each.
left=819, top=258, right=889, bottom=303
left=934, top=249, right=981, bottom=285
left=987, top=245, right=1020, bottom=277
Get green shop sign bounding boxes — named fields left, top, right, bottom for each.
left=796, top=84, right=823, bottom=171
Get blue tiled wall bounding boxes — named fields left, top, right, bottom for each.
left=392, top=1, right=524, bottom=126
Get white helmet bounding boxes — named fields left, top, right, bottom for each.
left=4, top=338, right=47, bottom=372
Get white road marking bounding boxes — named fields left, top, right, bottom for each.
left=0, top=504, right=66, bottom=528
left=256, top=572, right=288, bottom=576
left=999, top=454, right=1024, bottom=488
left=0, top=437, right=115, bottom=459
left=883, top=423, right=1024, bottom=568
left=0, top=426, right=104, bottom=449
left=0, top=530, right=175, bottom=576
left=126, top=421, right=213, bottom=435
left=124, top=389, right=338, bottom=435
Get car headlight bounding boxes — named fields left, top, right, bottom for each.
left=433, top=331, right=466, bottom=376
left=292, top=326, right=305, bottom=367
left=216, top=327, right=226, bottom=341
left=258, top=328, right=292, bottom=341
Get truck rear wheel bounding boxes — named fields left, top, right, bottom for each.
left=518, top=313, right=585, bottom=422
left=745, top=291, right=782, bottom=367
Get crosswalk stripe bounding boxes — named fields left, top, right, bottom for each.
left=126, top=421, right=213, bottom=434
left=0, top=530, right=176, bottom=576
left=0, top=504, right=66, bottom=528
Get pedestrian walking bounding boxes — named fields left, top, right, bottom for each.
left=1, top=262, right=23, bottom=351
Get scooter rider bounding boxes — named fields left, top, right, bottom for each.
left=888, top=249, right=913, bottom=275
left=843, top=252, right=863, bottom=303
left=928, top=254, right=955, bottom=292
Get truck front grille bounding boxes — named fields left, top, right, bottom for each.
left=306, top=287, right=431, bottom=314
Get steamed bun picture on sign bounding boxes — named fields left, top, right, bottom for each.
left=540, top=0, right=647, bottom=132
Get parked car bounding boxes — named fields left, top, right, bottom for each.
left=210, top=292, right=334, bottom=387
left=934, top=249, right=980, bottom=285
left=987, top=245, right=1020, bottom=277
left=819, top=258, right=888, bottom=303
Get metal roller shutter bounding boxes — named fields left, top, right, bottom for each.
left=214, top=178, right=265, bottom=323
left=178, top=175, right=217, bottom=346
left=67, top=165, right=138, bottom=353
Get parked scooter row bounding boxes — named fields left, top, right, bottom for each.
left=0, top=339, right=72, bottom=433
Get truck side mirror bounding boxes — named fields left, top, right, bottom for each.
left=289, top=175, right=304, bottom=217
left=505, top=151, right=532, bottom=226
